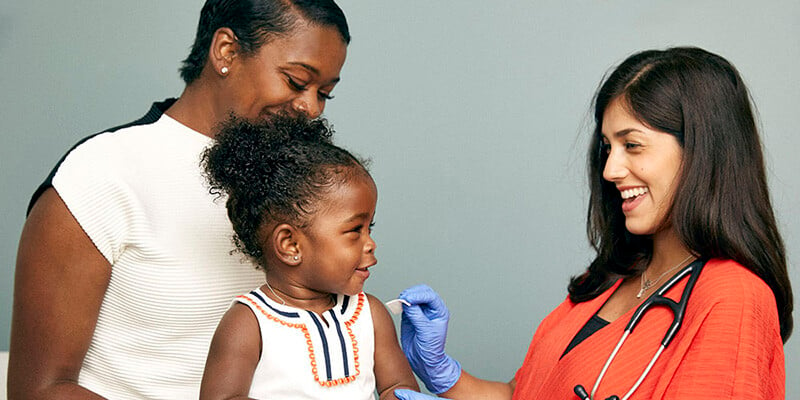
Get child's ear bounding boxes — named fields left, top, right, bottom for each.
left=272, top=223, right=303, bottom=266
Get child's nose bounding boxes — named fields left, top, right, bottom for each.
left=364, top=236, right=376, bottom=254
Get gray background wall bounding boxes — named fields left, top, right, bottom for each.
left=2, top=0, right=798, bottom=396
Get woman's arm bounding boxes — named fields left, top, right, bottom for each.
left=395, top=285, right=515, bottom=400
left=437, top=372, right=515, bottom=399
left=8, top=189, right=110, bottom=399
left=394, top=373, right=514, bottom=400
left=367, top=294, right=420, bottom=400
left=199, top=304, right=261, bottom=400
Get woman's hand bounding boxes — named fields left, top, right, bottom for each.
left=398, top=284, right=462, bottom=394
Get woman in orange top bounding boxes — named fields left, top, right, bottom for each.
left=394, top=47, right=793, bottom=400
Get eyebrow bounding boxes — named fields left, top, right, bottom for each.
left=288, top=62, right=340, bottom=83
left=601, top=128, right=641, bottom=139
left=343, top=212, right=371, bottom=224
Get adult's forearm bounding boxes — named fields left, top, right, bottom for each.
left=439, top=370, right=515, bottom=400
left=9, top=381, right=107, bottom=400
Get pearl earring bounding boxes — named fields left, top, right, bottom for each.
left=220, top=66, right=229, bottom=75
left=293, top=256, right=299, bottom=261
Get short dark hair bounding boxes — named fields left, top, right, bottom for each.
left=201, top=114, right=368, bottom=269
left=569, top=47, right=793, bottom=342
left=180, top=0, right=350, bottom=84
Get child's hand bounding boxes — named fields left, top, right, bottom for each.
left=398, top=284, right=462, bottom=394
left=394, top=388, right=449, bottom=400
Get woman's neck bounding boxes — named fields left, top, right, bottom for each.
left=648, top=227, right=694, bottom=277
left=164, top=80, right=227, bottom=138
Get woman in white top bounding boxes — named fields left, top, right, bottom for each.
left=9, top=1, right=350, bottom=398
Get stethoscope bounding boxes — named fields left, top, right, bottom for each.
left=573, top=258, right=706, bottom=400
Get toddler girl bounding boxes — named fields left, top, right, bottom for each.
left=199, top=115, right=418, bottom=399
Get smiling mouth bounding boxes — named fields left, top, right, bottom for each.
left=356, top=264, right=374, bottom=272
left=355, top=262, right=376, bottom=274
left=621, top=187, right=649, bottom=200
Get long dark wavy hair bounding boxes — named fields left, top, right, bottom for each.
left=568, top=47, right=793, bottom=342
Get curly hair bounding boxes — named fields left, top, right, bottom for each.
left=201, top=114, right=368, bottom=269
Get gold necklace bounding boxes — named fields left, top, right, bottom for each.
left=265, top=278, right=336, bottom=310
left=637, top=254, right=694, bottom=298
left=265, top=277, right=287, bottom=305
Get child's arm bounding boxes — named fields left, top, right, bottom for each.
left=368, top=294, right=421, bottom=400
left=199, top=303, right=260, bottom=400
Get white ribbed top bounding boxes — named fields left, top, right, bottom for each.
left=52, top=114, right=264, bottom=399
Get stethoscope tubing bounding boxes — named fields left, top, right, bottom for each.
left=590, top=330, right=629, bottom=399
left=576, top=259, right=706, bottom=400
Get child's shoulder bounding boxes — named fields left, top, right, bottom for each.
left=362, top=292, right=380, bottom=303
left=362, top=292, right=396, bottom=329
left=363, top=292, right=385, bottom=314
left=363, top=292, right=404, bottom=315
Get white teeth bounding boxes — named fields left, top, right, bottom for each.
left=621, top=187, right=649, bottom=199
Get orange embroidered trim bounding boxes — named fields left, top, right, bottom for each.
left=237, top=295, right=305, bottom=329
left=237, top=292, right=366, bottom=387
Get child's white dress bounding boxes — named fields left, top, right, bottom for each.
left=235, top=289, right=377, bottom=399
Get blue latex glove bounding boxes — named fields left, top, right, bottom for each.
left=399, top=284, right=462, bottom=394
left=394, top=388, right=450, bottom=400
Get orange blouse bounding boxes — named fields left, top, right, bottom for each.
left=512, top=259, right=784, bottom=399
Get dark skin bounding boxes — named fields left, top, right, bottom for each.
left=8, top=20, right=347, bottom=399
left=9, top=189, right=110, bottom=400
left=169, top=22, right=347, bottom=136
left=200, top=294, right=419, bottom=400
left=200, top=177, right=418, bottom=399
left=370, top=294, right=422, bottom=399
